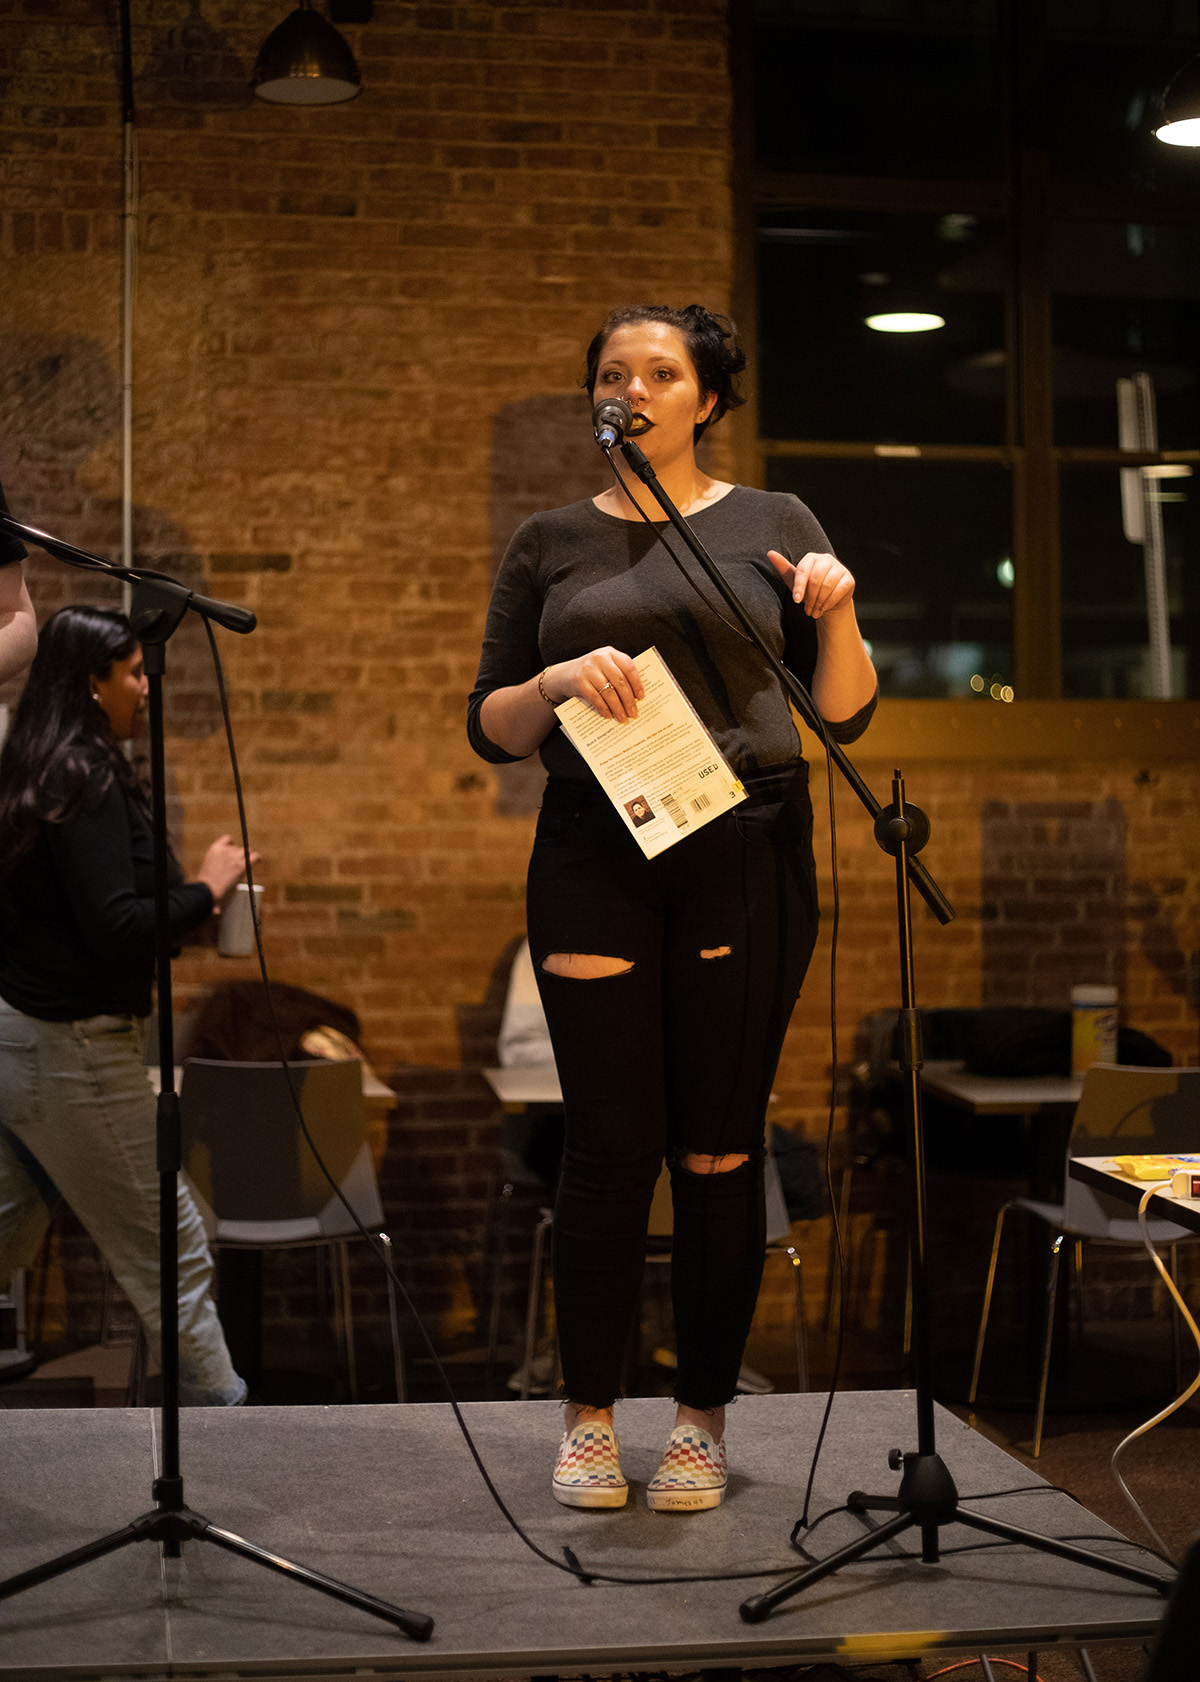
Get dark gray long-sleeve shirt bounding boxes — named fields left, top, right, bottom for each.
left=468, top=486, right=876, bottom=783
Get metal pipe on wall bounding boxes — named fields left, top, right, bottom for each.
left=118, top=0, right=136, bottom=616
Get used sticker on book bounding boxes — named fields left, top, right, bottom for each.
left=553, top=647, right=746, bottom=859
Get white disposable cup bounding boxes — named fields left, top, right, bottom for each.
left=218, top=882, right=264, bottom=958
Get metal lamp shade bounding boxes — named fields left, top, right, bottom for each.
left=1155, top=54, right=1200, bottom=147
left=252, top=6, right=361, bottom=106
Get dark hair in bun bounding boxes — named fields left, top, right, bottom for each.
left=583, top=303, right=747, bottom=443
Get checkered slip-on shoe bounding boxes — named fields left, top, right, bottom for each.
left=646, top=1424, right=728, bottom=1512
left=551, top=1419, right=628, bottom=1509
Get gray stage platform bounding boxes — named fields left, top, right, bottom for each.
left=0, top=1391, right=1168, bottom=1679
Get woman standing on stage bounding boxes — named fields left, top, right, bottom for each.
left=468, top=305, right=877, bottom=1510
left=0, top=606, right=250, bottom=1404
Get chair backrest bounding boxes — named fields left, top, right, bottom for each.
left=180, top=1058, right=378, bottom=1242
left=143, top=1010, right=199, bottom=1063
left=1062, top=1064, right=1200, bottom=1234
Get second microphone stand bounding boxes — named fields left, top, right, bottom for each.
left=0, top=514, right=432, bottom=1641
left=605, top=439, right=1173, bottom=1620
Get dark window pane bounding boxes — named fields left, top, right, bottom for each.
left=1061, top=466, right=1198, bottom=699
left=1048, top=3, right=1199, bottom=191
left=758, top=210, right=1006, bottom=444
left=766, top=457, right=1013, bottom=698
left=753, top=1, right=999, bottom=179
left=1051, top=223, right=1200, bottom=450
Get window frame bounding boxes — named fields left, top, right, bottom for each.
left=731, top=2, right=1200, bottom=706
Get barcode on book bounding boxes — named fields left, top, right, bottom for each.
left=660, top=791, right=689, bottom=830
left=690, top=791, right=711, bottom=813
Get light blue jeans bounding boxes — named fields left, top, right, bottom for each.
left=0, top=996, right=246, bottom=1405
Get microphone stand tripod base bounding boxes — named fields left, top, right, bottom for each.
left=739, top=773, right=1173, bottom=1625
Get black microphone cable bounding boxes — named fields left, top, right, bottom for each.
left=196, top=614, right=880, bottom=1591
left=196, top=579, right=1171, bottom=1597
left=197, top=616, right=859, bottom=1591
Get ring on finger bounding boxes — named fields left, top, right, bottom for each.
left=600, top=680, right=612, bottom=690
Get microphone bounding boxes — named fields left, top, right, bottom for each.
left=592, top=396, right=632, bottom=451
left=0, top=476, right=29, bottom=568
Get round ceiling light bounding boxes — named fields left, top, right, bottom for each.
left=865, top=311, right=946, bottom=334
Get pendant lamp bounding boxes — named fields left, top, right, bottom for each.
left=253, top=0, right=361, bottom=105
left=1154, top=53, right=1200, bottom=146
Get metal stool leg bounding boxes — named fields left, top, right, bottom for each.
left=332, top=1240, right=359, bottom=1403
left=783, top=1242, right=809, bottom=1392
left=968, top=1201, right=1012, bottom=1424
left=520, top=1209, right=552, bottom=1401
left=377, top=1231, right=405, bottom=1403
left=1032, top=1233, right=1065, bottom=1459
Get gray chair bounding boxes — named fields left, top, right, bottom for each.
left=180, top=1057, right=404, bottom=1403
left=968, top=1064, right=1200, bottom=1457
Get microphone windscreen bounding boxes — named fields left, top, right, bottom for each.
left=593, top=396, right=632, bottom=434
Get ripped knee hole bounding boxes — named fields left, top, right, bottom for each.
left=700, top=945, right=732, bottom=960
left=679, top=1151, right=749, bottom=1175
left=541, top=952, right=634, bottom=980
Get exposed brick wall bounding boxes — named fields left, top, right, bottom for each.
left=782, top=755, right=1200, bottom=1137
left=5, top=4, right=1197, bottom=1381
left=1, top=0, right=733, bottom=1071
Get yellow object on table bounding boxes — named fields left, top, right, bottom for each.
left=1110, top=1153, right=1199, bottom=1182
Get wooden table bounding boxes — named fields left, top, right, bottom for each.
left=1069, top=1155, right=1200, bottom=1236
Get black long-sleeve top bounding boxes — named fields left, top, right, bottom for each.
left=0, top=762, right=213, bottom=1021
left=468, top=487, right=876, bottom=783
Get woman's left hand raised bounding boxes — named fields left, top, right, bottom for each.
left=767, top=549, right=856, bottom=621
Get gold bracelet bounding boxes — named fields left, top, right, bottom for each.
left=537, top=669, right=555, bottom=705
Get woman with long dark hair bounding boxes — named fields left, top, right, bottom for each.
left=0, top=606, right=249, bottom=1403
left=469, top=304, right=876, bottom=1510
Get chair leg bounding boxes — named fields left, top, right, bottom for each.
left=100, top=1267, right=121, bottom=1347
left=377, top=1231, right=405, bottom=1404
left=333, top=1240, right=358, bottom=1404
left=1032, top=1233, right=1065, bottom=1460
left=127, top=1321, right=148, bottom=1406
left=784, top=1243, right=809, bottom=1392
left=825, top=1165, right=853, bottom=1335
left=520, top=1210, right=551, bottom=1402
left=968, top=1202, right=1012, bottom=1421
left=1168, top=1243, right=1182, bottom=1396
left=483, top=1184, right=514, bottom=1398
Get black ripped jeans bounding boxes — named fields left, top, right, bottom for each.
left=526, top=765, right=819, bottom=1411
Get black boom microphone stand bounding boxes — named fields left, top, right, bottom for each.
left=593, top=420, right=1173, bottom=1619
left=0, top=507, right=432, bottom=1641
